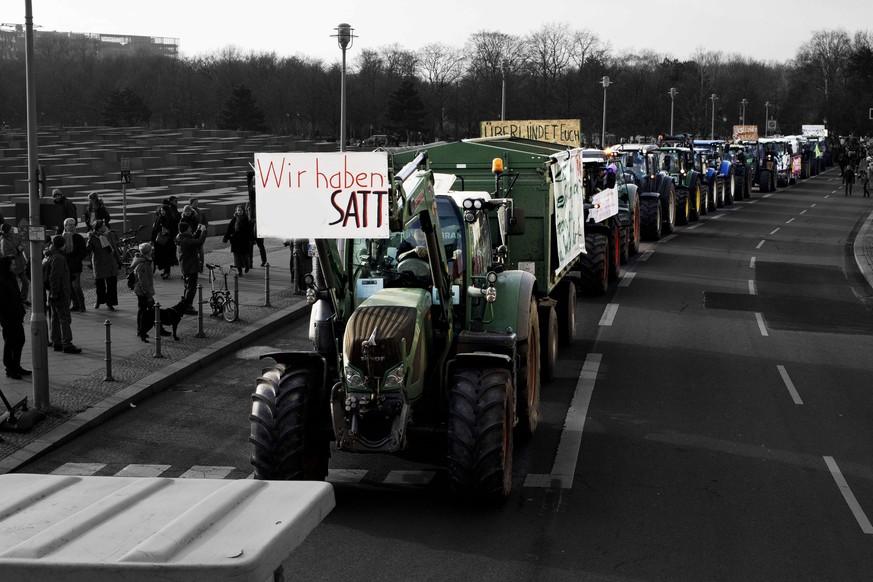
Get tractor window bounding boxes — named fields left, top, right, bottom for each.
left=436, top=197, right=465, bottom=281
left=468, top=213, right=491, bottom=276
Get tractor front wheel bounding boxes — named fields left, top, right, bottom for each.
left=517, top=298, right=541, bottom=437
left=580, top=232, right=608, bottom=295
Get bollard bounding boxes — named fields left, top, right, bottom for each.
left=195, top=284, right=205, bottom=338
left=153, top=302, right=163, bottom=358
left=264, top=263, right=271, bottom=307
left=234, top=272, right=239, bottom=314
left=103, top=320, right=114, bottom=382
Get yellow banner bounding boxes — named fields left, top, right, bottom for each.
left=480, top=119, right=581, bottom=148
left=733, top=125, right=759, bottom=141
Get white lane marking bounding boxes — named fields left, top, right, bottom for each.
left=786, top=218, right=795, bottom=224
left=116, top=464, right=171, bottom=478
left=619, top=271, right=636, bottom=287
left=770, top=228, right=780, bottom=235
left=811, top=204, right=817, bottom=207
left=755, top=312, right=769, bottom=336
left=687, top=223, right=702, bottom=230
left=383, top=470, right=437, bottom=485
left=178, top=466, right=235, bottom=479
left=51, top=463, right=105, bottom=476
left=763, top=194, right=773, bottom=198
left=660, top=234, right=678, bottom=243
left=776, top=365, right=804, bottom=405
left=800, top=210, right=807, bottom=215
left=638, top=249, right=654, bottom=262
left=756, top=240, right=766, bottom=249
left=711, top=213, right=724, bottom=219
left=824, top=456, right=873, bottom=534
left=750, top=256, right=756, bottom=269
left=749, top=200, right=759, bottom=204
left=748, top=280, right=757, bottom=295
left=599, top=303, right=619, bottom=326
left=327, top=469, right=369, bottom=483
left=525, top=353, right=602, bottom=489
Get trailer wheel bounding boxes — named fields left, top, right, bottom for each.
left=579, top=232, right=608, bottom=295
left=675, top=187, right=689, bottom=226
left=539, top=304, right=558, bottom=383
left=629, top=196, right=641, bottom=255
left=447, top=367, right=514, bottom=502
left=517, top=299, right=541, bottom=436
left=557, top=279, right=577, bottom=346
left=250, top=365, right=330, bottom=481
left=639, top=197, right=662, bottom=241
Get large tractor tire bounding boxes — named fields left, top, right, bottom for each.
left=687, top=184, right=700, bottom=222
left=557, top=279, right=577, bottom=346
left=759, top=169, right=772, bottom=192
left=539, top=304, right=559, bottom=383
left=715, top=176, right=726, bottom=208
left=699, top=182, right=709, bottom=216
left=675, top=187, right=689, bottom=226
left=724, top=171, right=735, bottom=206
left=517, top=299, right=541, bottom=437
left=448, top=367, right=514, bottom=502
left=661, top=181, right=677, bottom=235
left=628, top=195, right=641, bottom=256
left=743, top=168, right=753, bottom=199
left=639, top=196, right=662, bottom=241
left=579, top=232, right=608, bottom=295
left=608, top=226, right=621, bottom=282
left=250, top=365, right=330, bottom=481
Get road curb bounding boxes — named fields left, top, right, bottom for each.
left=0, top=301, right=311, bottom=474
left=854, top=208, right=873, bottom=291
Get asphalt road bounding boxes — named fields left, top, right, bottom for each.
left=19, top=169, right=873, bottom=581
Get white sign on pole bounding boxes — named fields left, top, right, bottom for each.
left=802, top=124, right=827, bottom=137
left=254, top=152, right=390, bottom=239
left=549, top=150, right=586, bottom=272
left=589, top=188, right=619, bottom=223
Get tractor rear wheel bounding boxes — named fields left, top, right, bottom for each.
left=517, top=299, right=541, bottom=437
left=250, top=365, right=330, bottom=481
left=715, top=177, right=726, bottom=208
left=759, top=169, right=772, bottom=192
left=448, top=367, right=514, bottom=502
left=579, top=232, right=608, bottom=295
left=725, top=172, right=735, bottom=205
left=675, top=187, right=689, bottom=226
left=661, top=182, right=677, bottom=234
left=639, top=197, right=662, bottom=241
left=539, top=304, right=558, bottom=383
left=608, top=226, right=621, bottom=282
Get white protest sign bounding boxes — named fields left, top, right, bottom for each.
left=254, top=152, right=390, bottom=239
left=589, top=188, right=619, bottom=223
left=549, top=150, right=586, bottom=272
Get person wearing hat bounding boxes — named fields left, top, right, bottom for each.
left=83, top=192, right=111, bottom=231
left=88, top=219, right=120, bottom=310
left=44, top=234, right=81, bottom=354
left=132, top=242, right=158, bottom=341
left=51, top=189, right=77, bottom=229
left=0, top=255, right=28, bottom=378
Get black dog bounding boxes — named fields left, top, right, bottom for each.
left=139, top=299, right=189, bottom=341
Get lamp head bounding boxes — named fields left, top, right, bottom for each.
left=335, top=23, right=354, bottom=50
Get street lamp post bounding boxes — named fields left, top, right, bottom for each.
left=333, top=23, right=355, bottom=152
left=668, top=87, right=678, bottom=135
left=501, top=59, right=508, bottom=121
left=710, top=93, right=718, bottom=139
left=765, top=101, right=772, bottom=136
left=740, top=98, right=748, bottom=125
left=600, top=75, right=611, bottom=148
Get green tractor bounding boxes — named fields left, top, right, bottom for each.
left=612, top=143, right=676, bottom=241
left=658, top=136, right=708, bottom=225
left=249, top=152, right=539, bottom=502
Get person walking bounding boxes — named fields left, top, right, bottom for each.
left=844, top=165, right=855, bottom=196
left=866, top=158, right=873, bottom=198
left=151, top=202, right=178, bottom=279
left=190, top=198, right=208, bottom=273
left=179, top=204, right=199, bottom=233
left=45, top=235, right=81, bottom=354
left=175, top=221, right=207, bottom=315
left=88, top=219, right=120, bottom=310
left=62, top=218, right=88, bottom=312
left=223, top=204, right=253, bottom=276
left=132, top=243, right=156, bottom=342
left=246, top=198, right=267, bottom=268
left=0, top=255, right=28, bottom=379
left=83, top=192, right=111, bottom=231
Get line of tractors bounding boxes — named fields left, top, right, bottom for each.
left=248, top=132, right=832, bottom=503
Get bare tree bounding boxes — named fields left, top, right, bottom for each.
left=417, top=43, right=466, bottom=138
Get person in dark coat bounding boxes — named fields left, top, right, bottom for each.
left=52, top=189, right=77, bottom=230
left=88, top=220, right=120, bottom=310
left=223, top=204, right=253, bottom=275
left=83, top=192, right=112, bottom=231
left=151, top=203, right=178, bottom=279
left=0, top=255, right=28, bottom=379
left=62, top=218, right=88, bottom=312
left=190, top=198, right=209, bottom=273
left=844, top=166, right=856, bottom=196
left=45, top=235, right=81, bottom=354
left=175, top=221, right=207, bottom=314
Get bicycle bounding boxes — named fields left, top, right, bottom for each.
left=205, top=263, right=239, bottom=322
left=117, top=224, right=146, bottom=269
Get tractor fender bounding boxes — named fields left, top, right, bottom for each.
left=585, top=223, right=612, bottom=238
left=485, top=270, right=536, bottom=342
left=719, top=160, right=731, bottom=177
left=258, top=351, right=330, bottom=390
left=639, top=190, right=661, bottom=200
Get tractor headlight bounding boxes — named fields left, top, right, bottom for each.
left=345, top=366, right=365, bottom=389
left=306, top=288, right=318, bottom=305
left=383, top=364, right=405, bottom=389
left=485, top=286, right=497, bottom=303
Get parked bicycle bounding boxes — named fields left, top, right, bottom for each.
left=117, top=224, right=146, bottom=269
left=205, top=263, right=239, bottom=322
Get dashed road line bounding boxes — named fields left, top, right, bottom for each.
left=756, top=240, right=766, bottom=249
left=750, top=256, right=756, bottom=269
left=748, top=280, right=757, bottom=295
left=116, top=464, right=171, bottom=478
left=786, top=218, right=795, bottom=224
left=178, top=466, right=235, bottom=479
left=661, top=234, right=678, bottom=243
left=763, top=193, right=773, bottom=198
left=811, top=203, right=817, bottom=207
left=687, top=223, right=702, bottom=230
left=749, top=200, right=759, bottom=204
left=769, top=228, right=780, bottom=235
left=619, top=271, right=636, bottom=287
left=383, top=470, right=437, bottom=485
left=599, top=303, right=619, bottom=326
left=710, top=213, right=724, bottom=219
left=327, top=469, right=369, bottom=483
left=51, top=463, right=104, bottom=476
left=824, top=456, right=873, bottom=534
left=525, top=353, right=602, bottom=489
left=755, top=312, right=769, bottom=336
left=800, top=210, right=807, bottom=215
left=638, top=249, right=654, bottom=262
left=776, top=365, right=803, bottom=405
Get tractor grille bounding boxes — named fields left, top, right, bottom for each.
left=344, top=306, right=417, bottom=380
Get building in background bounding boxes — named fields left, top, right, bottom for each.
left=0, top=24, right=178, bottom=59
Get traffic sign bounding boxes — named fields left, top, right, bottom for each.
left=767, top=119, right=777, bottom=130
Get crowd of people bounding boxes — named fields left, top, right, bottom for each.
left=837, top=141, right=872, bottom=197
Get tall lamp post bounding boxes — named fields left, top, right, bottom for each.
left=668, top=87, right=678, bottom=135
left=600, top=75, right=611, bottom=148
left=709, top=93, right=718, bottom=139
left=740, top=98, right=748, bottom=125
left=501, top=59, right=508, bottom=121
left=333, top=23, right=355, bottom=152
left=765, top=101, right=772, bottom=136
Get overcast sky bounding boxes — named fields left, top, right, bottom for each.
left=3, top=0, right=871, bottom=65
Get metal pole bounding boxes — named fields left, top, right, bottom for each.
left=340, top=47, right=347, bottom=152
left=765, top=101, right=771, bottom=137
left=264, top=263, right=271, bottom=307
left=501, top=63, right=507, bottom=122
left=121, top=180, right=127, bottom=235
left=601, top=80, right=608, bottom=148
left=668, top=88, right=677, bottom=136
left=233, top=273, right=239, bottom=317
left=24, top=0, right=49, bottom=410
left=195, top=284, right=205, bottom=338
left=103, top=320, right=113, bottom=382
left=153, top=302, right=163, bottom=358
left=710, top=94, right=718, bottom=139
